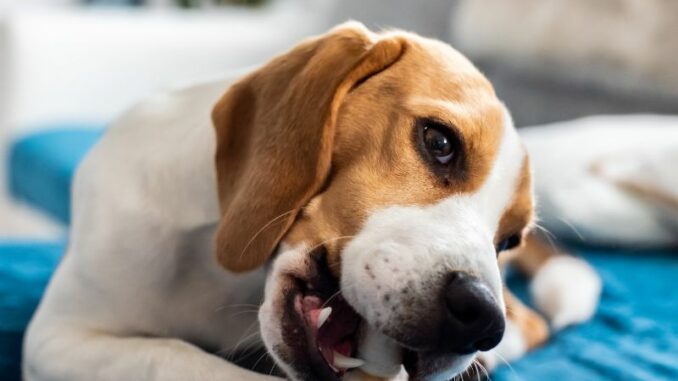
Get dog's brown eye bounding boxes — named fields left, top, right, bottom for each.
left=496, top=234, right=521, bottom=254
left=423, top=125, right=454, bottom=164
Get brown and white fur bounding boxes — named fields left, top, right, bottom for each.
left=23, top=23, right=599, bottom=381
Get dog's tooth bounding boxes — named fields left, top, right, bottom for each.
left=333, top=352, right=365, bottom=369
left=318, top=307, right=332, bottom=328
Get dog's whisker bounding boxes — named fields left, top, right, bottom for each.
left=220, top=334, right=256, bottom=359
left=494, top=352, right=523, bottom=381
left=555, top=217, right=586, bottom=241
left=227, top=309, right=260, bottom=320
left=223, top=320, right=261, bottom=359
left=302, top=235, right=355, bottom=257
left=321, top=289, right=344, bottom=309
left=533, top=222, right=559, bottom=245
left=268, top=358, right=278, bottom=376
left=533, top=222, right=561, bottom=254
left=477, top=359, right=492, bottom=381
left=226, top=332, right=261, bottom=361
left=239, top=209, right=297, bottom=261
left=251, top=349, right=272, bottom=373
left=229, top=343, right=263, bottom=364
left=471, top=359, right=479, bottom=380
left=462, top=362, right=471, bottom=381
left=319, top=281, right=358, bottom=309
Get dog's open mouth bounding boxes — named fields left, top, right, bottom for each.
left=297, top=292, right=362, bottom=375
left=278, top=248, right=471, bottom=381
left=284, top=250, right=364, bottom=380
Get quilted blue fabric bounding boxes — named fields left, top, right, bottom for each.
left=496, top=249, right=678, bottom=381
left=8, top=126, right=105, bottom=224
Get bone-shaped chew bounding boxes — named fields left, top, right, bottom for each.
left=355, top=326, right=402, bottom=379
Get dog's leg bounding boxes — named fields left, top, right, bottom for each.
left=512, top=231, right=601, bottom=330
left=23, top=322, right=282, bottom=381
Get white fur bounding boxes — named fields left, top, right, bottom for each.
left=259, top=243, right=311, bottom=380
left=531, top=256, right=602, bottom=330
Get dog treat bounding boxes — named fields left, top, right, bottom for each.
left=356, top=326, right=402, bottom=379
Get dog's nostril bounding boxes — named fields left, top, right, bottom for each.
left=445, top=272, right=492, bottom=325
left=448, top=302, right=478, bottom=325
left=442, top=271, right=505, bottom=353
left=473, top=331, right=504, bottom=352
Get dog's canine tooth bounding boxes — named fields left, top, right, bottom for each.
left=333, top=352, right=365, bottom=369
left=318, top=307, right=332, bottom=328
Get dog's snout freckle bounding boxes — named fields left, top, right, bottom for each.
left=364, top=263, right=376, bottom=279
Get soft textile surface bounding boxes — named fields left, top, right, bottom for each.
left=1, top=240, right=675, bottom=381
left=8, top=127, right=104, bottom=224
left=0, top=241, right=63, bottom=381
left=497, top=249, right=677, bottom=381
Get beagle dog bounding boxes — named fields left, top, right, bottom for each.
left=23, top=23, right=599, bottom=381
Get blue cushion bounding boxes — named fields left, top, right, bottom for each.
left=0, top=241, right=64, bottom=381
left=8, top=126, right=105, bottom=224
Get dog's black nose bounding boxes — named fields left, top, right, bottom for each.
left=441, top=271, right=505, bottom=354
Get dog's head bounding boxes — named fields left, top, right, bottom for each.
left=212, top=22, right=533, bottom=381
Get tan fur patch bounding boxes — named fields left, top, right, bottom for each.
left=496, top=155, right=534, bottom=248
left=212, top=24, right=406, bottom=272
left=504, top=289, right=549, bottom=349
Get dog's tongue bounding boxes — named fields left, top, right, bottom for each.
left=303, top=295, right=362, bottom=372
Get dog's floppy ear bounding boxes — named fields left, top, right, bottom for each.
left=212, top=23, right=405, bottom=272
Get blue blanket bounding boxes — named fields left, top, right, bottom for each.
left=497, top=249, right=678, bottom=381
left=1, top=241, right=675, bottom=381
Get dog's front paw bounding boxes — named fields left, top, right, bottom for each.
left=531, top=256, right=602, bottom=329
